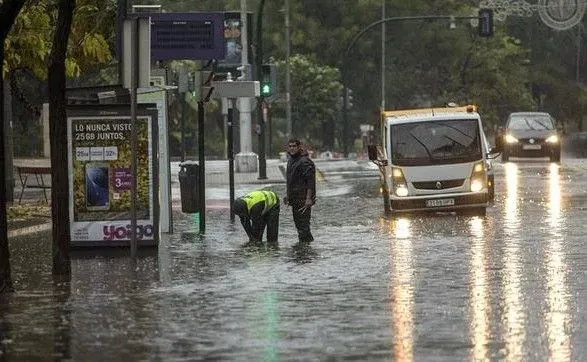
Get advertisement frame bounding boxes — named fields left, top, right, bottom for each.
left=66, top=104, right=159, bottom=248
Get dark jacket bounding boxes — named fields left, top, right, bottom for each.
left=286, top=153, right=316, bottom=202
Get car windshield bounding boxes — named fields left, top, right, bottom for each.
left=508, top=114, right=554, bottom=130
left=390, top=119, right=482, bottom=166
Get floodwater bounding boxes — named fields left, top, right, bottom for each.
left=2, top=158, right=586, bottom=361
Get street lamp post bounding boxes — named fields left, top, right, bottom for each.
left=341, top=14, right=481, bottom=157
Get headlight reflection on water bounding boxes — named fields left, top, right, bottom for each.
left=545, top=163, right=571, bottom=361
left=502, top=162, right=526, bottom=360
left=386, top=217, right=414, bottom=362
left=468, top=217, right=492, bottom=361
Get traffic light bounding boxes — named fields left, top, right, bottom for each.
left=345, top=88, right=354, bottom=109
left=478, top=8, right=494, bottom=37
left=260, top=64, right=276, bottom=97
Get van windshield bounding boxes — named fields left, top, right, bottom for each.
left=391, top=119, right=482, bottom=166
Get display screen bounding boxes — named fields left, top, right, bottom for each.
left=85, top=163, right=110, bottom=210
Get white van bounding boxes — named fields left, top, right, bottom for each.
left=368, top=105, right=496, bottom=216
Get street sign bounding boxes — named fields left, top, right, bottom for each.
left=211, top=81, right=260, bottom=98
left=149, top=12, right=225, bottom=60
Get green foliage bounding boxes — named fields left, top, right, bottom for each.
left=273, top=54, right=343, bottom=148
left=7, top=0, right=587, bottom=154
left=4, top=0, right=114, bottom=79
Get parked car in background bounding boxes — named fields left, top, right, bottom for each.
left=495, top=112, right=561, bottom=162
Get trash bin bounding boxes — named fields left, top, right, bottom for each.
left=178, top=161, right=200, bottom=213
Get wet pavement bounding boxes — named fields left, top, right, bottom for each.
left=2, top=156, right=587, bottom=361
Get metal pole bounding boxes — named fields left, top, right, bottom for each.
left=576, top=24, right=582, bottom=83
left=258, top=101, right=267, bottom=179
left=342, top=75, right=348, bottom=157
left=285, top=0, right=292, bottom=139
left=257, top=0, right=267, bottom=180
left=268, top=103, right=273, bottom=156
left=381, top=0, right=386, bottom=112
left=197, top=99, right=206, bottom=233
left=180, top=94, right=186, bottom=162
left=130, top=18, right=138, bottom=258
left=228, top=99, right=235, bottom=222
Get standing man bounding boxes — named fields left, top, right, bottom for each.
left=233, top=189, right=280, bottom=246
left=284, top=139, right=316, bottom=243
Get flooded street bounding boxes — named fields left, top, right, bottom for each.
left=3, top=158, right=587, bottom=361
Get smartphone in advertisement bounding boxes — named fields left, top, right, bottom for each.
left=85, top=162, right=110, bottom=211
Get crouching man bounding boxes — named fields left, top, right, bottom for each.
left=233, top=190, right=280, bottom=246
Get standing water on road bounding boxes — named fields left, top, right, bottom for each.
left=2, top=159, right=586, bottom=360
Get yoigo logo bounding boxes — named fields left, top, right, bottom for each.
left=103, top=224, right=154, bottom=240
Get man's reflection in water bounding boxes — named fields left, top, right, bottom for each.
left=291, top=242, right=317, bottom=264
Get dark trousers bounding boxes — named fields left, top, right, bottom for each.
left=291, top=199, right=313, bottom=243
left=261, top=204, right=280, bottom=243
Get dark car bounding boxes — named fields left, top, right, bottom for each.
left=495, top=112, right=561, bottom=162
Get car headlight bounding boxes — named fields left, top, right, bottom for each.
left=505, top=134, right=518, bottom=144
left=546, top=135, right=559, bottom=143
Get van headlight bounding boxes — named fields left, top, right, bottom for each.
left=470, top=161, right=486, bottom=192
left=395, top=184, right=409, bottom=197
left=470, top=179, right=484, bottom=192
left=391, top=167, right=409, bottom=197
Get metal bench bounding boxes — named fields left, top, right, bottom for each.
left=16, top=166, right=51, bottom=204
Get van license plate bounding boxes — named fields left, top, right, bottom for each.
left=523, top=144, right=541, bottom=150
left=426, top=198, right=455, bottom=207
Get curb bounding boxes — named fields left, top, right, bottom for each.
left=8, top=222, right=52, bottom=238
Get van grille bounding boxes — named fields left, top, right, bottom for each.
left=412, top=179, right=465, bottom=190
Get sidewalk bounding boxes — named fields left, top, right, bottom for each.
left=8, top=157, right=287, bottom=236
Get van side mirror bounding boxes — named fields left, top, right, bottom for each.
left=367, top=145, right=378, bottom=161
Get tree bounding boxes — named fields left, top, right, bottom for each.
left=274, top=54, right=342, bottom=150
left=49, top=0, right=76, bottom=275
left=5, top=0, right=114, bottom=157
left=0, top=0, right=26, bottom=294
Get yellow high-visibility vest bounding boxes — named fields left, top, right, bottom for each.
left=242, top=190, right=278, bottom=215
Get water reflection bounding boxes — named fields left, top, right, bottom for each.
left=468, top=217, right=490, bottom=361
left=502, top=162, right=526, bottom=360
left=544, top=163, right=571, bottom=361
left=291, top=242, right=318, bottom=264
left=388, top=217, right=414, bottom=362
left=52, top=274, right=72, bottom=360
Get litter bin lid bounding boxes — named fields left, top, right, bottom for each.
left=179, top=160, right=199, bottom=166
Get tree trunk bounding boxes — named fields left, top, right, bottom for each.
left=0, top=0, right=26, bottom=294
left=49, top=0, right=76, bottom=276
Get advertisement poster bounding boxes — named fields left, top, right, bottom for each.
left=67, top=113, right=157, bottom=245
